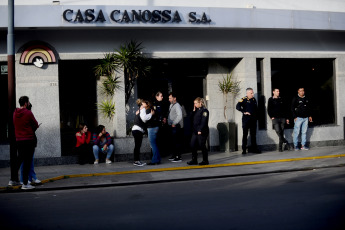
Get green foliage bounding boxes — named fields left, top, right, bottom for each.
left=218, top=73, right=240, bottom=95
left=101, top=75, right=122, bottom=97
left=97, top=100, right=116, bottom=120
left=94, top=53, right=118, bottom=78
left=113, top=40, right=151, bottom=104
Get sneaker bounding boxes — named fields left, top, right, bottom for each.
left=32, top=179, right=41, bottom=184
left=168, top=156, right=175, bottom=161
left=94, top=160, right=99, bottom=165
left=106, top=159, right=112, bottom=164
left=301, top=146, right=309, bottom=150
left=8, top=180, right=20, bottom=186
left=172, top=157, right=182, bottom=163
left=21, top=184, right=35, bottom=190
left=294, top=147, right=300, bottom=151
left=133, top=161, right=146, bottom=166
left=283, top=142, right=291, bottom=151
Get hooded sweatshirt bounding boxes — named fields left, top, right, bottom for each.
left=13, top=108, right=39, bottom=141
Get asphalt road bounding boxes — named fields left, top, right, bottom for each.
left=0, top=167, right=344, bottom=230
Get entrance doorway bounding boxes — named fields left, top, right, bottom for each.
left=58, top=60, right=99, bottom=156
left=137, top=59, right=208, bottom=153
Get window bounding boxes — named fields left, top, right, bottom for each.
left=271, top=58, right=335, bottom=127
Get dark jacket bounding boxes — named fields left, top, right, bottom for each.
left=13, top=108, right=39, bottom=141
left=236, top=96, right=258, bottom=119
left=191, top=107, right=209, bottom=136
left=267, top=97, right=287, bottom=119
left=147, top=100, right=167, bottom=128
left=291, top=95, right=312, bottom=118
left=133, top=109, right=146, bottom=130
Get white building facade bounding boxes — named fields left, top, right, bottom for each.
left=1, top=0, right=345, bottom=164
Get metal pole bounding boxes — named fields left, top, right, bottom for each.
left=7, top=0, right=17, bottom=182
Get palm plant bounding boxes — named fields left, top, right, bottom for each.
left=113, top=40, right=151, bottom=104
left=218, top=73, right=241, bottom=121
left=97, top=100, right=116, bottom=120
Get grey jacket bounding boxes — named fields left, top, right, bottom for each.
left=168, top=102, right=183, bottom=128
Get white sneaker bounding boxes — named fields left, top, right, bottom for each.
left=8, top=180, right=20, bottom=186
left=94, top=160, right=99, bottom=165
left=106, top=159, right=112, bottom=164
left=32, top=179, right=41, bottom=184
left=21, top=184, right=35, bottom=190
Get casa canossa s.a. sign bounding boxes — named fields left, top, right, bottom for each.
left=63, top=9, right=212, bottom=24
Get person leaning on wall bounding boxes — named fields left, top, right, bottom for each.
left=75, top=123, right=93, bottom=165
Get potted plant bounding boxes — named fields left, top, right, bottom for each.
left=217, top=73, right=240, bottom=152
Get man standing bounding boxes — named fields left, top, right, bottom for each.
left=291, top=87, right=313, bottom=150
left=236, top=88, right=261, bottom=154
left=167, top=92, right=183, bottom=162
left=267, top=88, right=290, bottom=152
left=12, top=96, right=39, bottom=189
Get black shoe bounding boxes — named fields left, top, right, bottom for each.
left=187, top=160, right=198, bottom=165
left=199, top=161, right=209, bottom=165
left=283, top=142, right=291, bottom=151
left=279, top=149, right=283, bottom=152
left=242, top=150, right=247, bottom=155
left=172, top=157, right=182, bottom=163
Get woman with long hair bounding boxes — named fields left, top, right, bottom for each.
left=132, top=99, right=153, bottom=166
left=75, top=123, right=93, bottom=164
left=146, top=95, right=162, bottom=165
left=187, top=97, right=210, bottom=165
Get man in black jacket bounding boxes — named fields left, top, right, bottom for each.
left=236, top=88, right=261, bottom=154
left=291, top=88, right=313, bottom=150
left=267, top=88, right=290, bottom=152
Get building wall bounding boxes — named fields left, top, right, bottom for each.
left=0, top=28, right=345, bottom=160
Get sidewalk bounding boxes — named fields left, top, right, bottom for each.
left=1, top=145, right=345, bottom=192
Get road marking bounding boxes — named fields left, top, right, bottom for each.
left=2, top=154, right=345, bottom=191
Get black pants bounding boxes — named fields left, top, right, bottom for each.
left=272, top=118, right=287, bottom=149
left=190, top=133, right=208, bottom=162
left=16, top=140, right=36, bottom=185
left=76, top=144, right=93, bottom=164
left=132, top=130, right=144, bottom=161
left=171, top=124, right=183, bottom=158
left=242, top=118, right=257, bottom=151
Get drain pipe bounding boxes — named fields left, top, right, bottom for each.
left=7, top=0, right=17, bottom=181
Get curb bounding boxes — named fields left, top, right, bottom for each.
left=1, top=153, right=345, bottom=192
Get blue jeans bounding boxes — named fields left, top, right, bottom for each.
left=148, top=127, right=161, bottom=163
left=93, top=144, right=114, bottom=160
left=293, top=117, right=309, bottom=147
left=20, top=153, right=37, bottom=183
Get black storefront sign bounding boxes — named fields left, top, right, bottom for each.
left=63, top=9, right=211, bottom=24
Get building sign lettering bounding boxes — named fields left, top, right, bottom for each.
left=63, top=9, right=211, bottom=24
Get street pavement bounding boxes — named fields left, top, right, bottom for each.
left=0, top=145, right=344, bottom=192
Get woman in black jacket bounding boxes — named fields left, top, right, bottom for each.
left=187, top=97, right=210, bottom=166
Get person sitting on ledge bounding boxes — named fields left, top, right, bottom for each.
left=92, top=125, right=114, bottom=165
left=75, top=123, right=93, bottom=165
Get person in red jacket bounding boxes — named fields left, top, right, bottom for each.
left=75, top=123, right=93, bottom=165
left=12, top=96, right=39, bottom=190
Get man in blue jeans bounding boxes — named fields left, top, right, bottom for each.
left=291, top=88, right=313, bottom=151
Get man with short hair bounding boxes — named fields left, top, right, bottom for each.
left=267, top=88, right=290, bottom=152
left=167, top=92, right=183, bottom=162
left=291, top=87, right=313, bottom=150
left=236, top=88, right=261, bottom=154
left=11, top=96, right=39, bottom=189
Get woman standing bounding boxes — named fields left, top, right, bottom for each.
left=75, top=123, right=93, bottom=165
left=132, top=99, right=153, bottom=166
left=187, top=97, right=210, bottom=166
left=146, top=95, right=162, bottom=165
